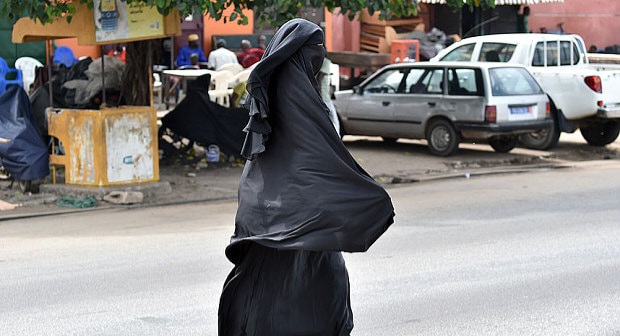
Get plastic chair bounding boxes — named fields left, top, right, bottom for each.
left=0, top=57, right=24, bottom=96
left=152, top=73, right=163, bottom=105
left=217, top=62, right=244, bottom=75
left=208, top=70, right=234, bottom=107
left=228, top=68, right=252, bottom=89
left=53, top=46, right=78, bottom=67
left=15, top=57, right=43, bottom=92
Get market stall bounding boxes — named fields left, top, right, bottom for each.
left=12, top=2, right=180, bottom=187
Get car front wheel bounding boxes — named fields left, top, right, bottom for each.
left=426, top=119, right=460, bottom=156
left=489, top=136, right=518, bottom=153
left=580, top=121, right=620, bottom=146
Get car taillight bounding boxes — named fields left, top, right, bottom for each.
left=584, top=76, right=602, bottom=93
left=598, top=100, right=604, bottom=107
left=485, top=105, right=497, bottom=123
left=545, top=102, right=551, bottom=117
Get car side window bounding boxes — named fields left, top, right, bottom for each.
left=421, top=69, right=444, bottom=94
left=447, top=68, right=481, bottom=96
left=404, top=68, right=427, bottom=94
left=364, top=69, right=405, bottom=94
left=441, top=43, right=475, bottom=62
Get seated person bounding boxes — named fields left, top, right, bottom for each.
left=237, top=40, right=265, bottom=68
left=208, top=39, right=240, bottom=70
left=176, top=34, right=207, bottom=67
left=169, top=53, right=201, bottom=99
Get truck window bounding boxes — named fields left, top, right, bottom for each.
left=532, top=41, right=559, bottom=67
left=489, top=67, right=543, bottom=96
left=560, top=41, right=579, bottom=65
left=441, top=43, right=475, bottom=61
left=478, top=43, right=516, bottom=62
left=447, top=68, right=482, bottom=96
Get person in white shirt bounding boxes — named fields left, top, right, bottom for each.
left=208, top=39, right=240, bottom=70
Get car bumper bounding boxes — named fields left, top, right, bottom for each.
left=455, top=119, right=553, bottom=135
left=597, top=106, right=620, bottom=118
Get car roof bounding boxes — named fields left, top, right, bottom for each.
left=381, top=61, right=528, bottom=70
left=452, top=33, right=577, bottom=44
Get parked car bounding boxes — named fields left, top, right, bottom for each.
left=334, top=62, right=551, bottom=156
left=431, top=33, right=620, bottom=149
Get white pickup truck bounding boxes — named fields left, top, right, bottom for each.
left=431, top=33, right=620, bottom=149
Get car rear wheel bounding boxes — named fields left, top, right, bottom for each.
left=580, top=121, right=620, bottom=146
left=426, top=119, right=460, bottom=156
left=489, top=136, right=518, bottom=153
left=519, top=120, right=560, bottom=150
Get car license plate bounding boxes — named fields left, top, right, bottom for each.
left=510, top=106, right=532, bottom=115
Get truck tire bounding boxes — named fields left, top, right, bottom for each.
left=426, top=119, right=460, bottom=156
left=489, top=136, right=518, bottom=153
left=580, top=121, right=620, bottom=146
left=519, top=120, right=560, bottom=150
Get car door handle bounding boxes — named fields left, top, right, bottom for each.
left=427, top=102, right=436, bottom=107
left=382, top=101, right=391, bottom=106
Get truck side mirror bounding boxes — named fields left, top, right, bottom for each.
left=353, top=85, right=362, bottom=95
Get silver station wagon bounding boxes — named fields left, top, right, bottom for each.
left=334, top=62, right=552, bottom=156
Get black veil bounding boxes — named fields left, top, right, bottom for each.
left=227, top=19, right=395, bottom=263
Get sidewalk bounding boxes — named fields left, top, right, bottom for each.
left=1, top=133, right=618, bottom=220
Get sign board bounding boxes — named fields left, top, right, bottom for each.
left=94, top=0, right=164, bottom=43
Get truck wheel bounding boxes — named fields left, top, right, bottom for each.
left=426, top=119, right=460, bottom=156
left=580, top=121, right=620, bottom=146
left=519, top=120, right=560, bottom=150
left=489, top=136, right=518, bottom=153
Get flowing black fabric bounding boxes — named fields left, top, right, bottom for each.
left=219, top=19, right=394, bottom=336
left=219, top=244, right=353, bottom=336
left=160, top=74, right=248, bottom=157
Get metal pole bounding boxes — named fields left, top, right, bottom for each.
left=47, top=40, right=54, bottom=107
left=170, top=36, right=174, bottom=69
left=101, top=46, right=106, bottom=107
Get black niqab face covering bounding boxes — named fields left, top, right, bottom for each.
left=306, top=44, right=326, bottom=77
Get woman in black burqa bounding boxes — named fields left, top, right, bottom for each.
left=218, top=18, right=395, bottom=335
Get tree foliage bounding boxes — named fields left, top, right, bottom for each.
left=1, top=0, right=496, bottom=27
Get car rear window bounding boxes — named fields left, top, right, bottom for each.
left=489, top=67, right=543, bottom=96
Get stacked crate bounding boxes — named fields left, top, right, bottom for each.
left=360, top=8, right=428, bottom=53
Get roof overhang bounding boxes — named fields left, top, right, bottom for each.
left=419, top=0, right=564, bottom=4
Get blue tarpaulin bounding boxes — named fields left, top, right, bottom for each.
left=0, top=85, right=49, bottom=181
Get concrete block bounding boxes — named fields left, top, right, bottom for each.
left=103, top=191, right=144, bottom=205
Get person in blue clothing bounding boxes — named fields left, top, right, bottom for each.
left=175, top=34, right=207, bottom=67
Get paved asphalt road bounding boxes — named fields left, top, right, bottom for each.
left=1, top=161, right=619, bottom=335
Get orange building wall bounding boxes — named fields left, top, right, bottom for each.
left=203, top=9, right=255, bottom=55
left=528, top=0, right=620, bottom=50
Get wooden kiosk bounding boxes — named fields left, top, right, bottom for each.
left=12, top=2, right=180, bottom=187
